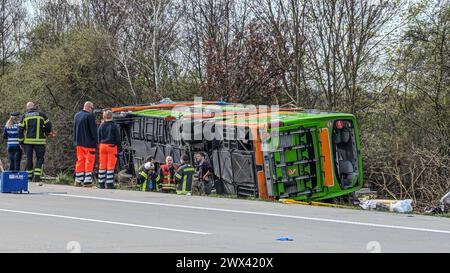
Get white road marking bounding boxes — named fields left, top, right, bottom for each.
left=49, top=193, right=450, bottom=235
left=0, top=208, right=210, bottom=235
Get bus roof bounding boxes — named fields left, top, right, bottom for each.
left=112, top=101, right=354, bottom=127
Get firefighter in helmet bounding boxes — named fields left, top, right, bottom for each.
left=18, top=102, right=53, bottom=185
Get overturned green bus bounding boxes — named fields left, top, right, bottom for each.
left=111, top=100, right=363, bottom=201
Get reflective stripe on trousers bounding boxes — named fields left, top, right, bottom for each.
left=75, top=146, right=96, bottom=183
left=99, top=144, right=118, bottom=185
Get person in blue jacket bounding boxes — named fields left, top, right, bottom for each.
left=3, top=112, right=22, bottom=171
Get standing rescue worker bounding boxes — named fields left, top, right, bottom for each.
left=97, top=110, right=121, bottom=189
left=3, top=112, right=22, bottom=171
left=195, top=152, right=213, bottom=195
left=18, top=102, right=52, bottom=185
left=175, top=154, right=195, bottom=195
left=156, top=156, right=178, bottom=193
left=73, top=101, right=98, bottom=187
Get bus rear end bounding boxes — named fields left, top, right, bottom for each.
left=263, top=113, right=363, bottom=201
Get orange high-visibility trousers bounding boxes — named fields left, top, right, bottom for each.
left=98, top=144, right=118, bottom=185
left=75, top=146, right=96, bottom=184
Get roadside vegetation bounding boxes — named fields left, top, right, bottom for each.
left=0, top=0, right=448, bottom=211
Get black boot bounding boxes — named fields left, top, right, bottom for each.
left=83, top=182, right=93, bottom=188
left=33, top=175, right=43, bottom=186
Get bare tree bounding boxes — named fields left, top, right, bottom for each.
left=393, top=0, right=450, bottom=150
left=253, top=0, right=399, bottom=111
left=303, top=0, right=399, bottom=113
left=181, top=0, right=230, bottom=93
left=89, top=0, right=129, bottom=38
left=252, top=0, right=312, bottom=108
left=31, top=0, right=80, bottom=38
left=0, top=0, right=26, bottom=75
left=114, top=0, right=183, bottom=100
left=182, top=0, right=283, bottom=102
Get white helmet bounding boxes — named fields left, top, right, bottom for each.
left=144, top=162, right=155, bottom=170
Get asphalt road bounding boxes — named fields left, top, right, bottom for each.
left=0, top=184, right=449, bottom=253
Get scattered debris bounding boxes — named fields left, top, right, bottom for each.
left=359, top=199, right=393, bottom=211
left=425, top=191, right=450, bottom=214
left=440, top=191, right=450, bottom=212
left=355, top=188, right=378, bottom=199
left=391, top=199, right=413, bottom=213
left=158, top=98, right=173, bottom=104
left=360, top=199, right=413, bottom=213
left=354, top=188, right=378, bottom=206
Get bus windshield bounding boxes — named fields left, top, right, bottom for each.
left=332, top=120, right=359, bottom=189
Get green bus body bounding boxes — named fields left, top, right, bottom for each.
left=112, top=102, right=363, bottom=201
left=266, top=112, right=363, bottom=201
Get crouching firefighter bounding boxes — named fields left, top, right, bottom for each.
left=137, top=161, right=159, bottom=192
left=156, top=156, right=178, bottom=194
left=18, top=102, right=52, bottom=185
left=175, top=155, right=195, bottom=195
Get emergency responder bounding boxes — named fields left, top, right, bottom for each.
left=18, top=102, right=53, bottom=185
left=146, top=156, right=160, bottom=175
left=3, top=112, right=22, bottom=171
left=195, top=152, right=213, bottom=195
left=156, top=156, right=178, bottom=194
left=137, top=160, right=159, bottom=192
left=175, top=154, right=196, bottom=195
left=73, top=101, right=98, bottom=187
left=97, top=110, right=121, bottom=189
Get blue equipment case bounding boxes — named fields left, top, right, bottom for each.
left=0, top=172, right=29, bottom=194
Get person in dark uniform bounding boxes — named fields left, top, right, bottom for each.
left=73, top=101, right=98, bottom=187
left=97, top=110, right=122, bottom=189
left=18, top=102, right=52, bottom=186
left=195, top=152, right=213, bottom=195
left=3, top=112, right=22, bottom=171
left=175, top=154, right=196, bottom=195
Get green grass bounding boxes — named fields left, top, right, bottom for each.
left=115, top=183, right=141, bottom=191
left=425, top=212, right=450, bottom=218
left=43, top=172, right=74, bottom=185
